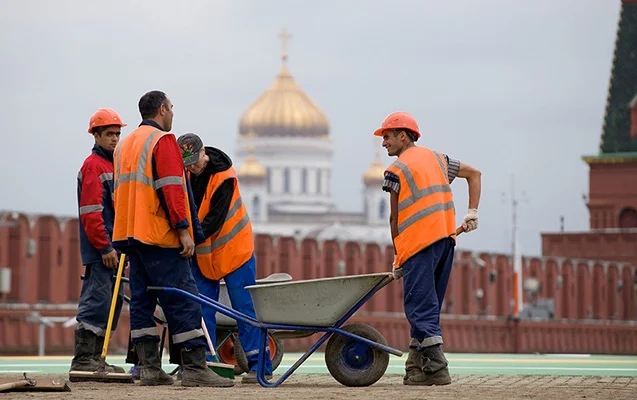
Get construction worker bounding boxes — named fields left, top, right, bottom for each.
left=112, top=90, right=233, bottom=388
left=71, top=108, right=128, bottom=375
left=374, top=112, right=481, bottom=386
left=176, top=133, right=273, bottom=384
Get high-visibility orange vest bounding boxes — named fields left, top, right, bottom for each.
left=112, top=125, right=194, bottom=248
left=385, top=146, right=456, bottom=267
left=194, top=167, right=254, bottom=280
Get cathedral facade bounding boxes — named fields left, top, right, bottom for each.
left=228, top=34, right=392, bottom=245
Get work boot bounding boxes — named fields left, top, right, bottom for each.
left=70, top=329, right=111, bottom=372
left=403, top=347, right=423, bottom=383
left=94, top=335, right=126, bottom=373
left=241, top=370, right=273, bottom=384
left=180, top=346, right=234, bottom=387
left=135, top=340, right=174, bottom=386
left=404, top=344, right=452, bottom=386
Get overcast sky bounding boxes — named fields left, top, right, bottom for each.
left=0, top=0, right=623, bottom=256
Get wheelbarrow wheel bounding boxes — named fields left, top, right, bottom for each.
left=216, top=331, right=245, bottom=376
left=234, top=332, right=284, bottom=373
left=325, top=323, right=389, bottom=387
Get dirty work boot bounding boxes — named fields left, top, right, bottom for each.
left=403, top=347, right=423, bottom=383
left=70, top=329, right=109, bottom=372
left=135, top=340, right=174, bottom=386
left=180, top=346, right=234, bottom=387
left=94, top=334, right=126, bottom=373
left=404, top=344, right=452, bottom=386
left=241, top=370, right=273, bottom=384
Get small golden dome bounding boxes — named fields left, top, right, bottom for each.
left=364, top=153, right=386, bottom=186
left=239, top=31, right=329, bottom=138
left=237, top=131, right=266, bottom=180
left=237, top=154, right=267, bottom=179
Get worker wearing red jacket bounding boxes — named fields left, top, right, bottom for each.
left=71, top=108, right=128, bottom=375
left=112, top=90, right=232, bottom=388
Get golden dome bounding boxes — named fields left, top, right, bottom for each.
left=237, top=131, right=266, bottom=180
left=364, top=150, right=387, bottom=186
left=238, top=31, right=329, bottom=138
left=237, top=154, right=267, bottom=179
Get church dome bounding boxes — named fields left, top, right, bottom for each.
left=363, top=150, right=386, bottom=186
left=237, top=154, right=267, bottom=179
left=237, top=131, right=267, bottom=180
left=238, top=32, right=329, bottom=138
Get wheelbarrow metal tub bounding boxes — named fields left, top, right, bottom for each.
left=244, top=272, right=391, bottom=327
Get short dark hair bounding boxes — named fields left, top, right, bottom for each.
left=93, top=125, right=120, bottom=136
left=391, top=129, right=419, bottom=143
left=138, top=90, right=168, bottom=119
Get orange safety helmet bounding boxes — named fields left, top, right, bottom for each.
left=88, top=108, right=127, bottom=134
left=373, top=111, right=420, bottom=139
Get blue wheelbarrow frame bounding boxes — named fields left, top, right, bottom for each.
left=147, top=273, right=403, bottom=387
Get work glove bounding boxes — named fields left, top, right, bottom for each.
left=462, top=208, right=479, bottom=232
left=391, top=254, right=403, bottom=280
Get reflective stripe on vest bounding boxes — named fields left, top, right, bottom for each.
left=112, top=125, right=193, bottom=248
left=194, top=167, right=254, bottom=281
left=386, top=147, right=456, bottom=267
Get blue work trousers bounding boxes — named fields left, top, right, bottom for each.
left=191, top=253, right=273, bottom=374
left=402, top=237, right=455, bottom=349
left=76, top=260, right=124, bottom=336
left=128, top=245, right=206, bottom=349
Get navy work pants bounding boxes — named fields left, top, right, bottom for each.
left=402, top=237, right=455, bottom=348
left=191, top=253, right=273, bottom=374
left=128, top=245, right=206, bottom=349
left=76, top=260, right=124, bottom=336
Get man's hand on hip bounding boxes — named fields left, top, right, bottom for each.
left=462, top=208, right=479, bottom=232
left=178, top=228, right=195, bottom=258
left=102, top=249, right=119, bottom=269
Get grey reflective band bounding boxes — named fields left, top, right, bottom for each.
left=114, top=130, right=162, bottom=190
left=433, top=151, right=448, bottom=182
left=172, top=329, right=204, bottom=344
left=398, top=201, right=455, bottom=234
left=225, top=197, right=243, bottom=223
left=211, top=213, right=250, bottom=251
left=99, top=172, right=113, bottom=183
left=79, top=204, right=104, bottom=215
left=154, top=176, right=183, bottom=189
left=77, top=321, right=105, bottom=337
left=131, top=327, right=159, bottom=339
left=196, top=197, right=250, bottom=254
left=77, top=171, right=83, bottom=181
left=391, top=159, right=452, bottom=212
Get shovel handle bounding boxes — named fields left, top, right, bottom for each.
left=456, top=226, right=465, bottom=236
left=101, top=253, right=126, bottom=360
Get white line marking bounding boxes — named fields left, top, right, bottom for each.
left=0, top=370, right=41, bottom=374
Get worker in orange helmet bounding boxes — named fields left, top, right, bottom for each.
left=374, top=111, right=481, bottom=386
left=71, top=108, right=128, bottom=376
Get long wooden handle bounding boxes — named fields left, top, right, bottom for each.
left=201, top=317, right=217, bottom=357
left=0, top=380, right=29, bottom=392
left=101, top=253, right=126, bottom=359
left=456, top=226, right=464, bottom=236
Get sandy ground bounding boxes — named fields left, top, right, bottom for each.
left=1, top=374, right=636, bottom=400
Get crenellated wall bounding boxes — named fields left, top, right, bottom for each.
left=0, top=211, right=636, bottom=355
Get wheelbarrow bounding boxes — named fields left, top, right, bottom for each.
left=148, top=272, right=403, bottom=387
left=214, top=273, right=292, bottom=375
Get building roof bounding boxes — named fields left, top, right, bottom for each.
left=599, top=1, right=637, bottom=153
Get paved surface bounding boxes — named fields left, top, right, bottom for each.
left=2, top=352, right=636, bottom=376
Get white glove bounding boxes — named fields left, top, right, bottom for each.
left=391, top=255, right=403, bottom=280
left=462, top=208, right=478, bottom=232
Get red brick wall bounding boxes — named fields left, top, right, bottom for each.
left=1, top=211, right=636, bottom=356
left=587, top=161, right=637, bottom=229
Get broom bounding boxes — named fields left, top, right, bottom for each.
left=201, top=317, right=235, bottom=379
left=69, top=253, right=135, bottom=383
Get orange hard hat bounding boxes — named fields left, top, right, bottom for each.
left=88, top=108, right=127, bottom=134
left=373, top=111, right=420, bottom=139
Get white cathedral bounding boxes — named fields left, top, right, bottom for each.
left=231, top=33, right=392, bottom=245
